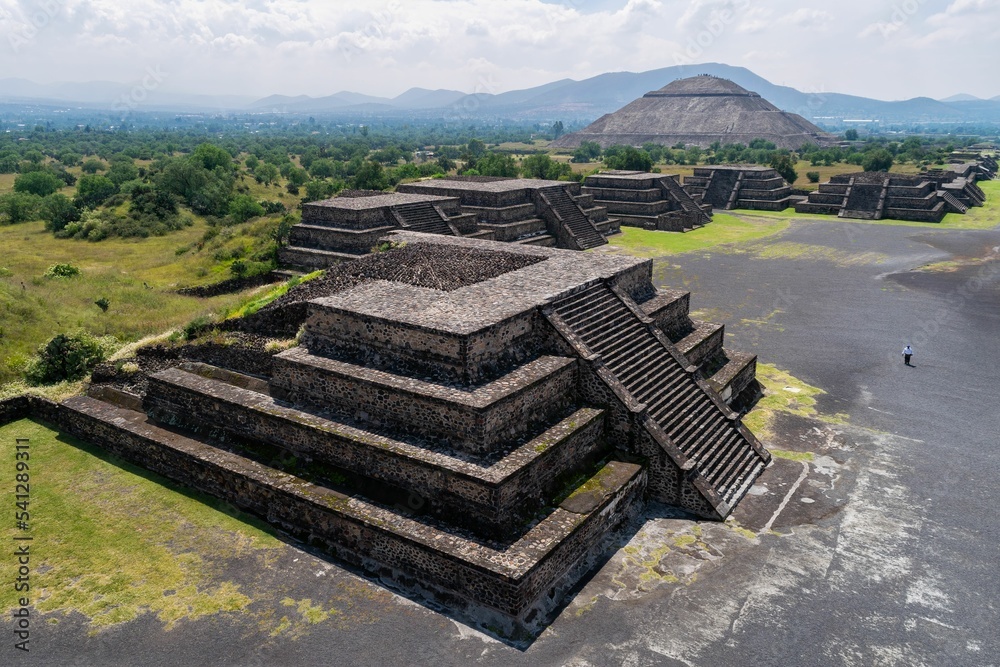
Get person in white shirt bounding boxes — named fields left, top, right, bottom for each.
left=902, top=345, right=914, bottom=366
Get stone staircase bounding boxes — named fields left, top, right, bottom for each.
left=940, top=191, right=969, bottom=214
left=703, top=168, right=741, bottom=209
left=659, top=176, right=711, bottom=225
left=538, top=186, right=607, bottom=250
left=394, top=202, right=455, bottom=236
left=546, top=283, right=768, bottom=508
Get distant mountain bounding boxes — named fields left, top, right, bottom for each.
left=3, top=66, right=1000, bottom=124
left=0, top=77, right=254, bottom=110
left=391, top=88, right=466, bottom=108
left=941, top=94, right=983, bottom=103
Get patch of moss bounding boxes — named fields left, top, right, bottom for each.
left=770, top=449, right=815, bottom=463
left=743, top=363, right=840, bottom=442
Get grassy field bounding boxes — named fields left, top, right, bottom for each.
left=0, top=216, right=281, bottom=383
left=0, top=418, right=281, bottom=630
left=602, top=212, right=790, bottom=258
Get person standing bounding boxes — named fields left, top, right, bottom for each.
left=902, top=345, right=914, bottom=366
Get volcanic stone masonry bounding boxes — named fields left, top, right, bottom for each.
left=684, top=165, right=803, bottom=211
left=581, top=170, right=713, bottom=232
left=280, top=178, right=621, bottom=270
left=14, top=232, right=768, bottom=641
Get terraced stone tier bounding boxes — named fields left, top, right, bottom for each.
left=271, top=348, right=580, bottom=455
left=58, top=395, right=646, bottom=639
left=145, top=366, right=609, bottom=539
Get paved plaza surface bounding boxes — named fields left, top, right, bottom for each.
left=19, top=218, right=1000, bottom=667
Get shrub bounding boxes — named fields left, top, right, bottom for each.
left=862, top=149, right=894, bottom=173
left=229, top=194, right=265, bottom=224
left=44, top=263, right=81, bottom=278
left=770, top=154, right=798, bottom=184
left=26, top=331, right=110, bottom=385
left=14, top=170, right=64, bottom=197
left=806, top=171, right=821, bottom=183
left=95, top=297, right=110, bottom=312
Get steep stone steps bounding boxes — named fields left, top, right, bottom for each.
left=539, top=187, right=607, bottom=250
left=658, top=176, right=712, bottom=224
left=395, top=203, right=454, bottom=236
left=547, top=283, right=768, bottom=514
left=57, top=394, right=645, bottom=639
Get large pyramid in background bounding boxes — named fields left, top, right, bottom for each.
left=552, top=75, right=835, bottom=151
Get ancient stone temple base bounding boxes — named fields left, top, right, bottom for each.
left=25, top=234, right=768, bottom=641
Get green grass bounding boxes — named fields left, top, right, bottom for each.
left=729, top=179, right=1000, bottom=230
left=603, top=212, right=790, bottom=258
left=0, top=216, right=283, bottom=383
left=0, top=418, right=282, bottom=630
left=743, top=364, right=847, bottom=442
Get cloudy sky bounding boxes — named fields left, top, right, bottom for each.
left=2, top=0, right=998, bottom=101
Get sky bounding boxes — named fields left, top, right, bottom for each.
left=1, top=0, right=999, bottom=102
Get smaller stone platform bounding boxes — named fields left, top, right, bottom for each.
left=581, top=171, right=712, bottom=232
left=794, top=171, right=987, bottom=222
left=684, top=166, right=803, bottom=211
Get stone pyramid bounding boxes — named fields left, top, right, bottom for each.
left=553, top=75, right=833, bottom=150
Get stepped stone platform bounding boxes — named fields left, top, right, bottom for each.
left=398, top=177, right=619, bottom=251
left=552, top=75, right=834, bottom=150
left=22, top=233, right=768, bottom=640
left=279, top=190, right=488, bottom=270
left=684, top=166, right=803, bottom=211
left=581, top=171, right=713, bottom=232
left=794, top=171, right=989, bottom=222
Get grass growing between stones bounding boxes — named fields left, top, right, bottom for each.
left=0, top=418, right=282, bottom=632
left=743, top=364, right=846, bottom=443
left=603, top=213, right=790, bottom=258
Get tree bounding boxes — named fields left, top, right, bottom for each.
left=844, top=129, right=859, bottom=141
left=521, top=154, right=572, bottom=180
left=228, top=195, right=265, bottom=223
left=604, top=146, right=653, bottom=172
left=40, top=193, right=80, bottom=232
left=309, top=158, right=336, bottom=179
left=192, top=143, right=234, bottom=171
left=470, top=153, right=519, bottom=177
left=75, top=174, right=117, bottom=208
left=13, top=170, right=64, bottom=197
left=253, top=162, right=280, bottom=185
left=304, top=180, right=338, bottom=202
left=552, top=121, right=565, bottom=139
left=862, top=149, right=894, bottom=173
left=770, top=154, right=798, bottom=184
left=571, top=141, right=602, bottom=163
left=107, top=159, right=140, bottom=186
left=0, top=192, right=42, bottom=225
left=353, top=160, right=389, bottom=190
left=81, top=159, right=106, bottom=174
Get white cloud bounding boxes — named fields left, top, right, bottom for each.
left=0, top=0, right=996, bottom=100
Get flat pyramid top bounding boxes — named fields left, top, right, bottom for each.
left=649, top=76, right=753, bottom=96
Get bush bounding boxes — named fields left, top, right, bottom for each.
left=44, top=263, right=81, bottom=278
left=26, top=331, right=110, bottom=385
left=806, top=171, right=821, bottom=183
left=862, top=149, right=894, bottom=173
left=14, top=170, right=64, bottom=197
left=0, top=192, right=42, bottom=225
left=40, top=193, right=81, bottom=232
left=229, top=195, right=265, bottom=223
left=604, top=146, right=653, bottom=172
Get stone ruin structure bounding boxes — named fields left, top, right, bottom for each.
left=280, top=179, right=619, bottom=270
left=28, top=233, right=767, bottom=640
left=683, top=165, right=803, bottom=211
left=795, top=170, right=988, bottom=222
left=580, top=171, right=713, bottom=232
left=398, top=176, right=617, bottom=250
left=948, top=151, right=997, bottom=179
left=278, top=190, right=492, bottom=270
left=552, top=75, right=834, bottom=151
